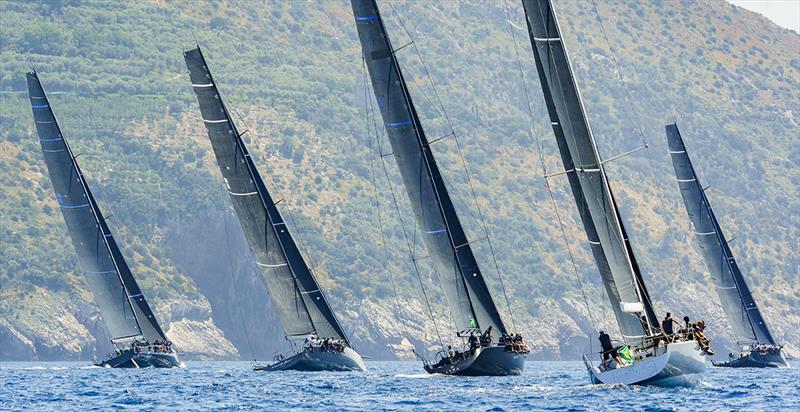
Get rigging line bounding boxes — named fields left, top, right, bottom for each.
left=363, top=57, right=446, bottom=350
left=503, top=0, right=596, bottom=337
left=589, top=0, right=690, bottom=288
left=220, top=201, right=257, bottom=361
left=362, top=58, right=414, bottom=342
left=388, top=0, right=517, bottom=329
left=541, top=5, right=654, bottom=332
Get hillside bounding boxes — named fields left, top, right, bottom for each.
left=0, top=0, right=797, bottom=361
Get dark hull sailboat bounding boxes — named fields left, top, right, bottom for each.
left=666, top=124, right=788, bottom=368
left=352, top=0, right=527, bottom=376
left=253, top=347, right=366, bottom=372
left=521, top=0, right=705, bottom=386
left=184, top=48, right=365, bottom=372
left=27, top=71, right=180, bottom=369
left=423, top=346, right=526, bottom=376
left=96, top=350, right=181, bottom=369
left=711, top=348, right=787, bottom=368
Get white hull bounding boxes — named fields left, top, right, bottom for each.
left=584, top=340, right=706, bottom=387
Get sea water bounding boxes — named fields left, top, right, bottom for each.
left=1, top=361, right=797, bottom=410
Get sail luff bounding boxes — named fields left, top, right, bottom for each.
left=522, top=0, right=658, bottom=341
left=184, top=47, right=349, bottom=343
left=666, top=124, right=774, bottom=345
left=352, top=0, right=507, bottom=336
left=26, top=71, right=167, bottom=342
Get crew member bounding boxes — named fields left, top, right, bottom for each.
left=661, top=312, right=678, bottom=340
left=599, top=330, right=624, bottom=367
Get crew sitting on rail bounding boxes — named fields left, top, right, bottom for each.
left=304, top=332, right=320, bottom=350
left=694, top=320, right=714, bottom=356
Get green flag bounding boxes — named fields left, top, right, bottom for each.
left=618, top=345, right=634, bottom=365
left=469, top=317, right=477, bottom=329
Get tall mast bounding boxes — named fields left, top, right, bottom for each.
left=352, top=0, right=507, bottom=336
left=27, top=71, right=167, bottom=343
left=666, top=124, right=774, bottom=345
left=184, top=47, right=350, bottom=344
left=521, top=0, right=658, bottom=343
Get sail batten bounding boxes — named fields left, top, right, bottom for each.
left=352, top=0, right=507, bottom=336
left=522, top=0, right=658, bottom=342
left=27, top=71, right=166, bottom=343
left=184, top=47, right=349, bottom=344
left=666, top=124, right=774, bottom=345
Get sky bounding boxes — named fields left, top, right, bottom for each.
left=728, top=0, right=800, bottom=33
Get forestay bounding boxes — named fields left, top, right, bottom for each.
left=521, top=0, right=658, bottom=343
left=666, top=124, right=774, bottom=345
left=184, top=48, right=348, bottom=343
left=352, top=0, right=507, bottom=336
left=27, top=71, right=167, bottom=343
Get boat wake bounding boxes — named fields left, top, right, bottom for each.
left=394, top=373, right=437, bottom=379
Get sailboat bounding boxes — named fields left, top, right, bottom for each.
left=520, top=0, right=706, bottom=386
left=666, top=123, right=788, bottom=368
left=26, top=71, right=180, bottom=368
left=352, top=0, right=528, bottom=376
left=183, top=47, right=365, bottom=372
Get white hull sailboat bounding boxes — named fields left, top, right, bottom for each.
left=520, top=0, right=709, bottom=386
left=584, top=340, right=706, bottom=387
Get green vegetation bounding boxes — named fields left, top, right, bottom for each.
left=0, top=0, right=797, bottom=359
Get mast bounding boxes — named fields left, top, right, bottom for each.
left=351, top=0, right=507, bottom=337
left=27, top=71, right=167, bottom=343
left=666, top=124, right=774, bottom=345
left=521, top=0, right=658, bottom=343
left=184, top=47, right=349, bottom=344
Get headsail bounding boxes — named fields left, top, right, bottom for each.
left=27, top=71, right=167, bottom=343
left=666, top=124, right=774, bottom=345
left=352, top=0, right=507, bottom=336
left=184, top=47, right=349, bottom=343
left=521, top=0, right=658, bottom=342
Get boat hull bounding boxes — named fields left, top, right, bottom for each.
left=585, top=340, right=706, bottom=387
left=424, top=346, right=526, bottom=376
left=712, top=349, right=789, bottom=368
left=254, top=347, right=366, bottom=372
left=95, top=349, right=182, bottom=368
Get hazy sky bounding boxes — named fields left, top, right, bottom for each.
left=729, top=0, right=800, bottom=33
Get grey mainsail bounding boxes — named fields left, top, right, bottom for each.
left=184, top=47, right=349, bottom=343
left=27, top=71, right=167, bottom=343
left=666, top=124, right=774, bottom=345
left=352, top=0, right=507, bottom=336
left=521, top=0, right=658, bottom=343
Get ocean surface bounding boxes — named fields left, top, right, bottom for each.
left=1, top=361, right=797, bottom=411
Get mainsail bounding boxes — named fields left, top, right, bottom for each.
left=666, top=124, right=774, bottom=345
left=521, top=0, right=658, bottom=342
left=27, top=71, right=167, bottom=343
left=352, top=0, right=507, bottom=336
left=184, top=47, right=349, bottom=343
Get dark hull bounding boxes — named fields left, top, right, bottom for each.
left=424, top=346, right=526, bottom=376
left=95, top=349, right=181, bottom=368
left=254, top=347, right=366, bottom=372
left=712, top=350, right=788, bottom=368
